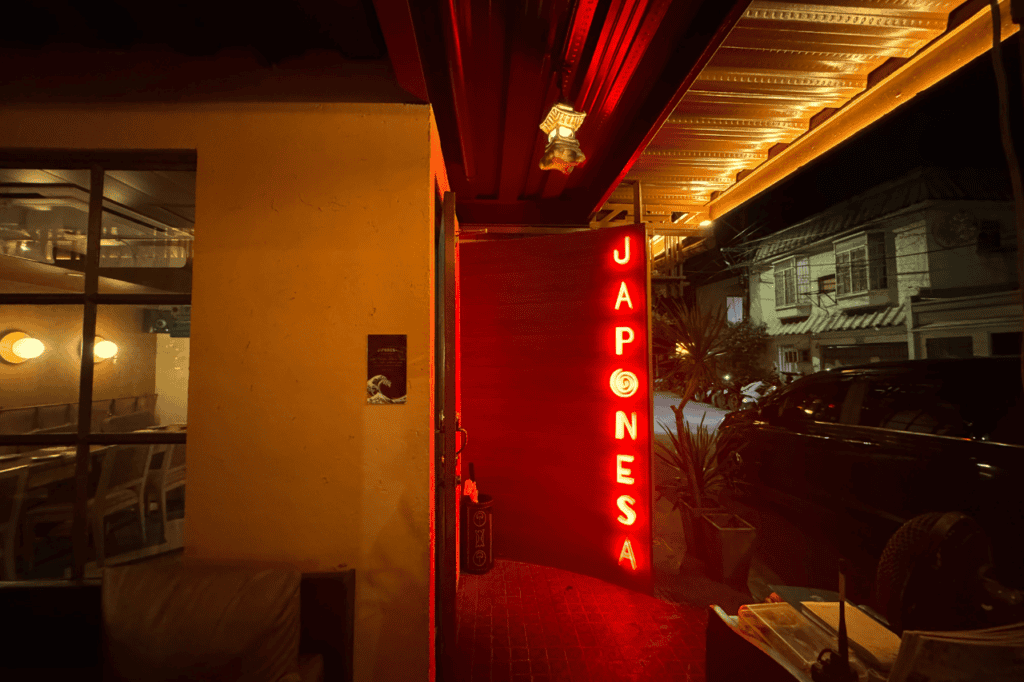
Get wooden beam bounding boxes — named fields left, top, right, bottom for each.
left=442, top=0, right=476, bottom=180
left=371, top=0, right=429, bottom=101
left=708, top=0, right=1020, bottom=220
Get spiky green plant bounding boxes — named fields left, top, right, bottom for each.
left=653, top=298, right=728, bottom=403
left=656, top=410, right=726, bottom=510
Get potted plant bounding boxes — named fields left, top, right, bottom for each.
left=656, top=410, right=726, bottom=559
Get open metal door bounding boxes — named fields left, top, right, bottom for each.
left=435, top=190, right=460, bottom=680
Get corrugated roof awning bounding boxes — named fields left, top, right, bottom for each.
left=768, top=302, right=906, bottom=337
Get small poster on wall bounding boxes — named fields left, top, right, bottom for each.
left=367, top=334, right=407, bottom=404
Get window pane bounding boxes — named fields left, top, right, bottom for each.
left=0, top=169, right=90, bottom=293
left=868, top=234, right=887, bottom=290
left=727, top=296, right=743, bottom=323
left=858, top=378, right=967, bottom=437
left=0, top=305, right=82, bottom=438
left=98, top=171, right=195, bottom=294
left=775, top=269, right=784, bottom=307
left=796, top=258, right=810, bottom=301
left=836, top=252, right=850, bottom=296
left=784, top=268, right=796, bottom=306
left=780, top=379, right=850, bottom=424
left=850, top=248, right=868, bottom=292
left=90, top=305, right=189, bottom=432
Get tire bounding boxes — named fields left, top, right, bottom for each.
left=874, top=512, right=991, bottom=634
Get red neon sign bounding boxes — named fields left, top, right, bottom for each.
left=607, top=231, right=648, bottom=579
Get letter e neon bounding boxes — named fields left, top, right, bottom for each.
left=616, top=454, right=635, bottom=484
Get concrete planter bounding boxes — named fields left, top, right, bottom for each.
left=699, top=512, right=756, bottom=584
left=680, top=499, right=725, bottom=559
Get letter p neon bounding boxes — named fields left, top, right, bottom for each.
left=615, top=326, right=635, bottom=355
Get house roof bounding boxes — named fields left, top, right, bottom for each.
left=753, top=167, right=1011, bottom=263
left=768, top=302, right=907, bottom=338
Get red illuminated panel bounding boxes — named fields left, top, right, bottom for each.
left=460, top=223, right=652, bottom=594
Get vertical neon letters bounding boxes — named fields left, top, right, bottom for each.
left=609, top=230, right=643, bottom=573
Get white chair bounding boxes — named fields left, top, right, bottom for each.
left=24, top=444, right=153, bottom=569
left=146, top=443, right=186, bottom=531
left=1, top=465, right=30, bottom=580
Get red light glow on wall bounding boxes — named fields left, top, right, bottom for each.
left=461, top=223, right=652, bottom=594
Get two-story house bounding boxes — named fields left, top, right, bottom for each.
left=747, top=167, right=1019, bottom=376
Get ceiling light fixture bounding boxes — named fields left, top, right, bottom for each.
left=700, top=219, right=713, bottom=227
left=0, top=331, right=45, bottom=364
left=539, top=101, right=587, bottom=175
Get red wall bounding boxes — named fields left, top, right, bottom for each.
left=460, top=224, right=652, bottom=594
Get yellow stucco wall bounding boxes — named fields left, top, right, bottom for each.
left=0, top=103, right=436, bottom=682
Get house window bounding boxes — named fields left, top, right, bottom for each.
left=0, top=152, right=195, bottom=581
left=727, top=296, right=744, bottom=324
left=818, top=275, right=836, bottom=294
left=836, top=233, right=886, bottom=296
left=774, top=257, right=810, bottom=308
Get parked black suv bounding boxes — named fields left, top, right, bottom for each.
left=719, top=357, right=1024, bottom=591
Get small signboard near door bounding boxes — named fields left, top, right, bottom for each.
left=367, top=334, right=407, bottom=404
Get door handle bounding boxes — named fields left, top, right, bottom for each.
left=456, top=420, right=469, bottom=456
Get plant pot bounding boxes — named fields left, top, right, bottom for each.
left=680, top=499, right=724, bottom=560
left=699, top=512, right=756, bottom=584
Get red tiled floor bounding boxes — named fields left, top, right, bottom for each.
left=454, top=560, right=708, bottom=682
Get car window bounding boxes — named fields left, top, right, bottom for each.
left=776, top=378, right=850, bottom=424
left=855, top=367, right=1024, bottom=443
left=857, top=374, right=967, bottom=436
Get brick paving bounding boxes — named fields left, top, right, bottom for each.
left=454, top=559, right=708, bottom=682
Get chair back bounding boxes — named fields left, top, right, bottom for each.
left=101, top=411, right=157, bottom=433
left=97, top=445, right=154, bottom=498
left=0, top=464, right=30, bottom=528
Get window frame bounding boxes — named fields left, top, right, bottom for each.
left=773, top=256, right=810, bottom=309
left=0, top=150, right=195, bottom=580
left=835, top=232, right=887, bottom=297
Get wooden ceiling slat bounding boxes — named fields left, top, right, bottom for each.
left=496, top=6, right=552, bottom=203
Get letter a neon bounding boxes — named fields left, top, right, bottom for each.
left=618, top=538, right=637, bottom=570
left=616, top=495, right=637, bottom=526
left=614, top=236, right=630, bottom=264
left=615, top=281, right=634, bottom=310
left=615, top=411, right=637, bottom=440
left=615, top=327, right=635, bottom=355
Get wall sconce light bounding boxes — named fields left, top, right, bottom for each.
left=539, top=102, right=587, bottom=175
left=94, top=337, right=119, bottom=361
left=0, top=331, right=45, bottom=364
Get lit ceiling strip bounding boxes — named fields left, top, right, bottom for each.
left=709, top=0, right=1020, bottom=221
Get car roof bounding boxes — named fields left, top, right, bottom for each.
left=824, top=356, right=1022, bottom=377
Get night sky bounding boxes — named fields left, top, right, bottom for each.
left=689, top=33, right=1024, bottom=282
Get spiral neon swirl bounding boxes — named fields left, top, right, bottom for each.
left=609, top=368, right=639, bottom=398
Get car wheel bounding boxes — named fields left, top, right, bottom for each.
left=874, top=512, right=994, bottom=634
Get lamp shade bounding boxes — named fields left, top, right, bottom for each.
left=0, top=331, right=44, bottom=364
left=94, top=339, right=119, bottom=360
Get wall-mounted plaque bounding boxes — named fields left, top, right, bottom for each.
left=367, top=334, right=407, bottom=404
